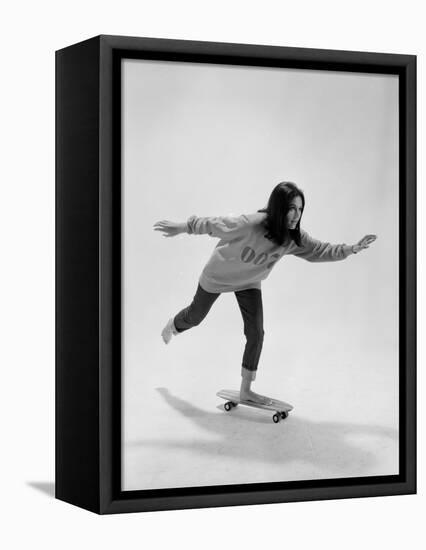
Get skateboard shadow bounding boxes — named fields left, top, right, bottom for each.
left=127, top=387, right=398, bottom=477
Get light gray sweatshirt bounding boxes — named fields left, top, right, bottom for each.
left=186, top=212, right=351, bottom=293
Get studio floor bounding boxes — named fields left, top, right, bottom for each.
left=122, top=301, right=399, bottom=491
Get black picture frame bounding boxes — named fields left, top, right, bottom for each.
left=55, top=34, right=416, bottom=514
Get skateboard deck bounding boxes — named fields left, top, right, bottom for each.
left=217, top=389, right=293, bottom=423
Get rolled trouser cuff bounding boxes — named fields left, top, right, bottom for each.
left=241, top=366, right=256, bottom=381
left=171, top=318, right=179, bottom=335
left=172, top=316, right=182, bottom=334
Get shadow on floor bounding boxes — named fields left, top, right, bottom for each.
left=127, top=387, right=398, bottom=476
left=27, top=482, right=55, bottom=498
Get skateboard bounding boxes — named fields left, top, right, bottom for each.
left=217, top=389, right=293, bottom=424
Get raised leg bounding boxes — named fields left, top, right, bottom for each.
left=162, top=283, right=220, bottom=344
left=173, top=283, right=220, bottom=333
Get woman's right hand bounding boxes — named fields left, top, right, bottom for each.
left=153, top=220, right=186, bottom=237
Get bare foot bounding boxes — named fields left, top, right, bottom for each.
left=240, top=390, right=273, bottom=405
left=161, top=318, right=178, bottom=344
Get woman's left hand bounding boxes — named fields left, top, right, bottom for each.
left=352, top=234, right=377, bottom=253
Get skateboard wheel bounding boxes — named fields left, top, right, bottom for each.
left=224, top=402, right=232, bottom=412
left=231, top=401, right=238, bottom=408
left=280, top=411, right=289, bottom=419
left=272, top=413, right=280, bottom=423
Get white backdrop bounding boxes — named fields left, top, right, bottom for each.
left=122, top=59, right=398, bottom=489
left=1, top=1, right=424, bottom=549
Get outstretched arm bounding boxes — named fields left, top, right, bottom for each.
left=293, top=230, right=377, bottom=262
left=153, top=214, right=252, bottom=240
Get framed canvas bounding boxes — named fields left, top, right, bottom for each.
left=55, top=35, right=416, bottom=514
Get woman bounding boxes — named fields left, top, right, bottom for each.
left=153, top=182, right=377, bottom=405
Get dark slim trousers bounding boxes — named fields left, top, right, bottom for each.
left=173, top=283, right=264, bottom=381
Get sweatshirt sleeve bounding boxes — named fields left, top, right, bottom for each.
left=186, top=214, right=251, bottom=240
left=292, top=229, right=351, bottom=262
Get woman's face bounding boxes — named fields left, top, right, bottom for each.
left=286, top=195, right=303, bottom=229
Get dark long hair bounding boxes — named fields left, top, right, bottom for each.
left=257, top=182, right=305, bottom=246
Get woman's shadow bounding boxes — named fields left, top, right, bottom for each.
left=128, top=387, right=398, bottom=476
